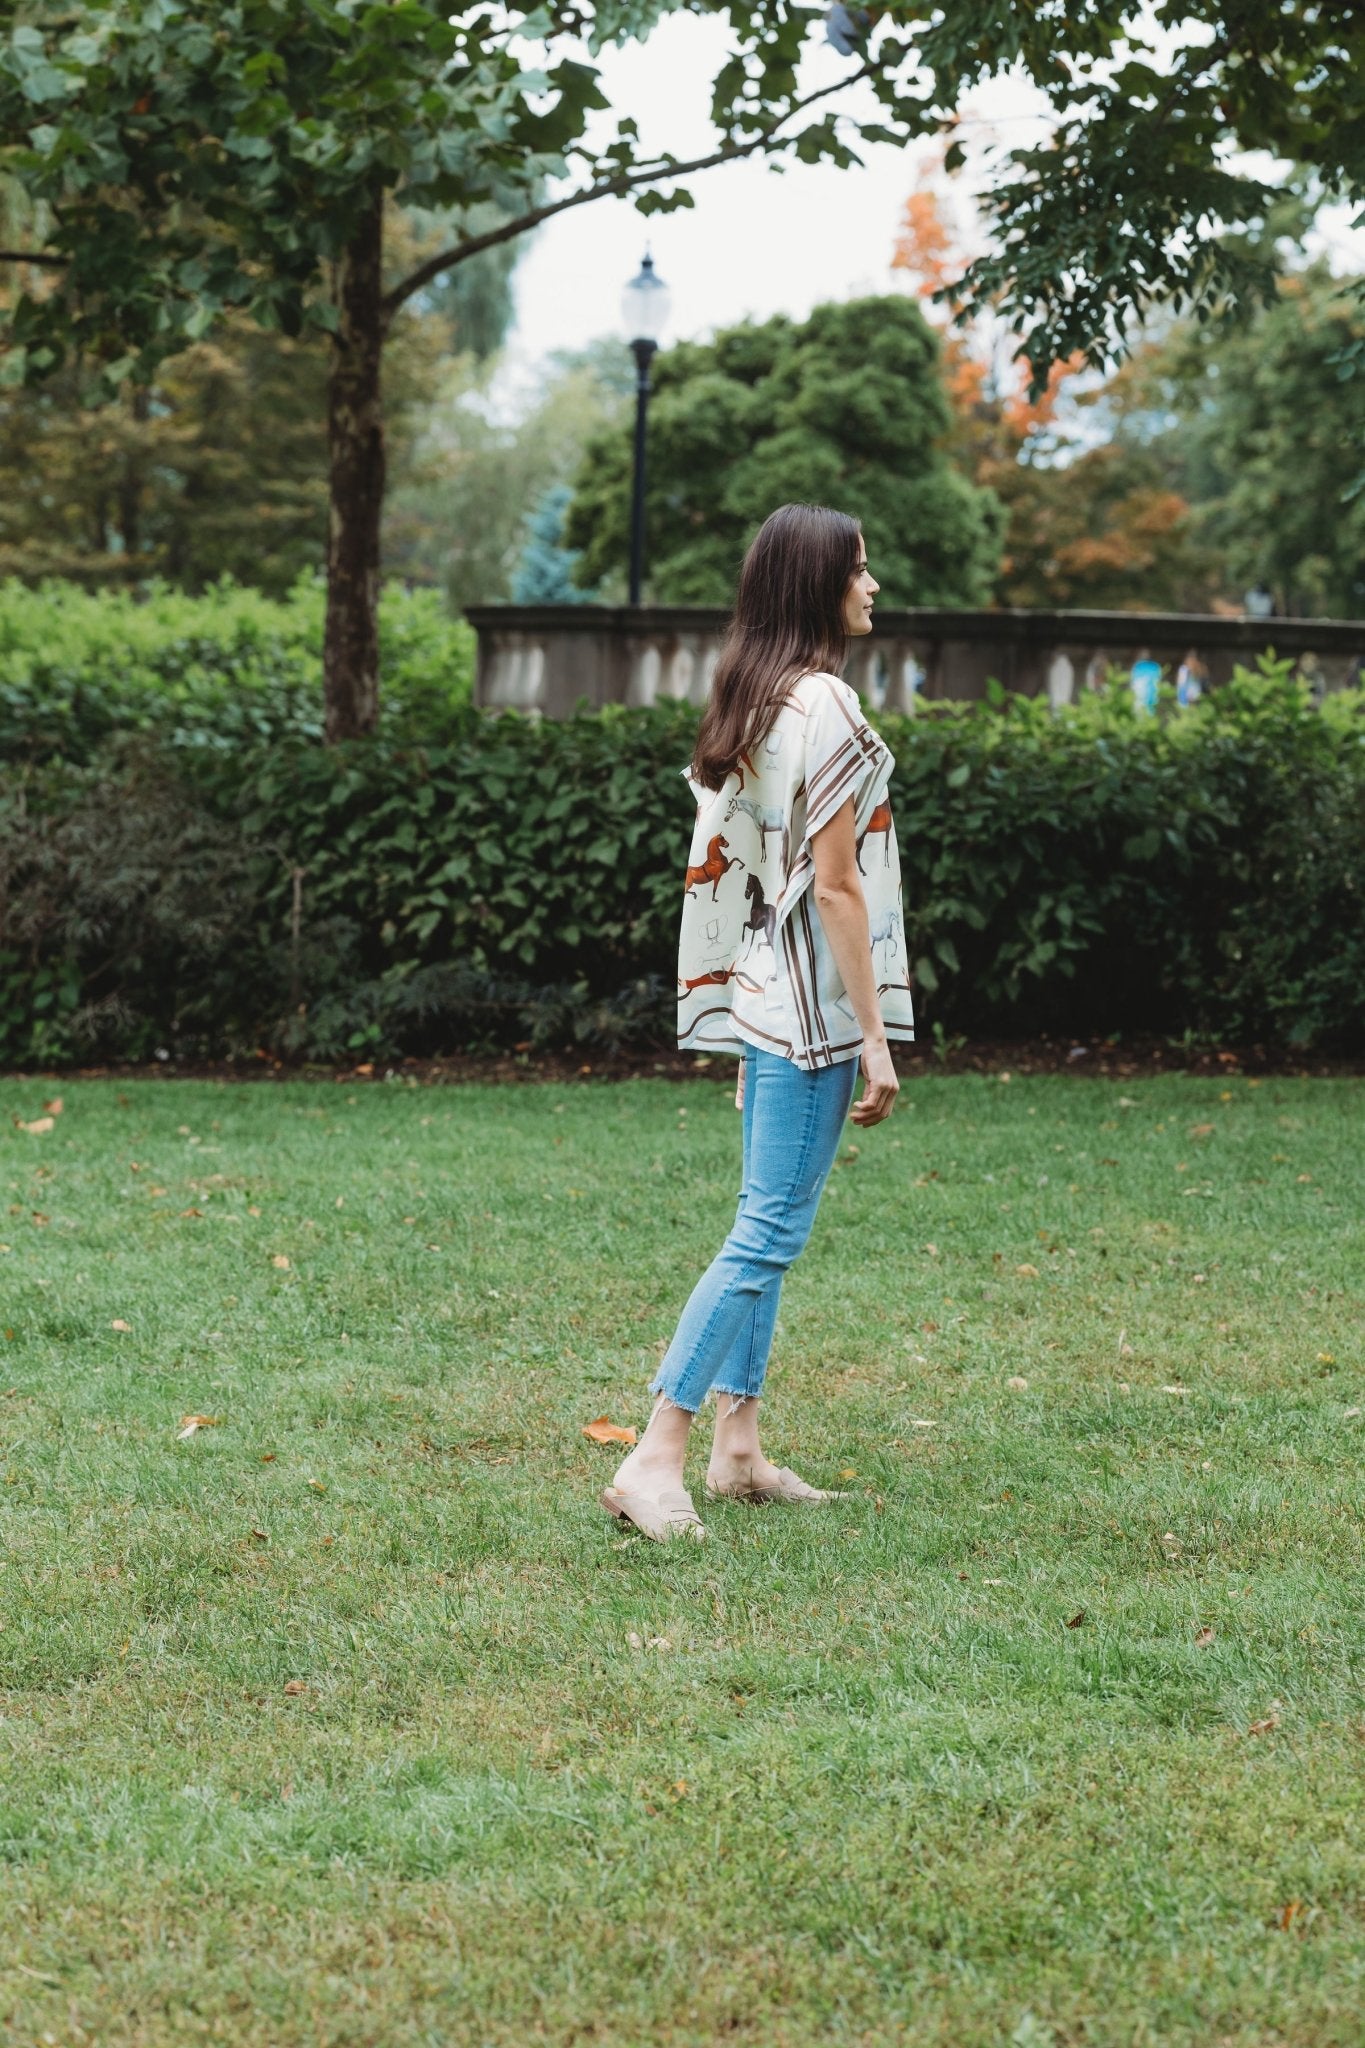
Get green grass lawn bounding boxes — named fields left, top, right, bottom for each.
left=1, top=1069, right=1362, bottom=2047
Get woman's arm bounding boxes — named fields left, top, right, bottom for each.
left=811, top=797, right=899, bottom=1127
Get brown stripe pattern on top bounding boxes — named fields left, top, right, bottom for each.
left=677, top=671, right=915, bottom=1072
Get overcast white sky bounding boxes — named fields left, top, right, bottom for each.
left=489, top=13, right=1045, bottom=406
left=491, top=11, right=1364, bottom=408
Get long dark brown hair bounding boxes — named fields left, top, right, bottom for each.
left=691, top=503, right=861, bottom=791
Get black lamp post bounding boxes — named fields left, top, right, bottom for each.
left=621, top=252, right=671, bottom=606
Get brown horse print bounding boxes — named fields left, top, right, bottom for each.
left=856, top=800, right=893, bottom=873
left=733, top=729, right=784, bottom=791
left=678, top=966, right=734, bottom=992
left=685, top=832, right=744, bottom=901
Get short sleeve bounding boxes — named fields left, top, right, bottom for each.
left=801, top=677, right=891, bottom=842
left=770, top=675, right=894, bottom=932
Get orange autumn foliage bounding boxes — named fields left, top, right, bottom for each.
left=1001, top=353, right=1089, bottom=440
left=890, top=176, right=1215, bottom=609
left=891, top=187, right=962, bottom=303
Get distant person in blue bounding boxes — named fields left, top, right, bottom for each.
left=1130, top=648, right=1162, bottom=713
left=1175, top=649, right=1207, bottom=708
left=1244, top=581, right=1276, bottom=620
left=1297, top=651, right=1326, bottom=708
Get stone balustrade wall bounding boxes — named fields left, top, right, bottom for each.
left=465, top=603, right=1365, bottom=718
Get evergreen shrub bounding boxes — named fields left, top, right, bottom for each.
left=2, top=641, right=1363, bottom=1064
left=0, top=575, right=473, bottom=762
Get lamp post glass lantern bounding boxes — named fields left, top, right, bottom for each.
left=622, top=253, right=670, bottom=606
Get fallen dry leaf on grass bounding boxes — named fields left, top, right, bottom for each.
left=13, top=1116, right=54, bottom=1135
left=177, top=1414, right=219, bottom=1440
left=1279, top=1901, right=1303, bottom=1931
left=1189, top=1123, right=1215, bottom=1139
left=1194, top=1626, right=1216, bottom=1647
left=110, top=1319, right=132, bottom=1333
left=283, top=1679, right=308, bottom=1696
left=1248, top=1705, right=1281, bottom=1736
left=1064, top=1610, right=1087, bottom=1628
left=271, top=1253, right=291, bottom=1270
left=1015, top=1263, right=1039, bottom=1279
left=43, top=1097, right=63, bottom=1116
left=582, top=1416, right=637, bottom=1446
left=1006, top=1375, right=1029, bottom=1391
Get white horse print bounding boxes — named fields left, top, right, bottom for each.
left=724, top=793, right=789, bottom=869
left=869, top=906, right=901, bottom=976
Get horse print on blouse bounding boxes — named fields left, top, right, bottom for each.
left=869, top=905, right=901, bottom=976
left=678, top=966, right=734, bottom=993
left=740, top=872, right=776, bottom=959
left=684, top=832, right=744, bottom=902
left=856, top=799, right=893, bottom=872
left=733, top=729, right=785, bottom=795
left=677, top=671, right=915, bottom=1064
left=723, top=794, right=789, bottom=870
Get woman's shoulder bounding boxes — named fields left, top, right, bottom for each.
left=790, top=670, right=874, bottom=733
left=789, top=669, right=860, bottom=713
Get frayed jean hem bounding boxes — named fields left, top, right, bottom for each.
left=644, top=1379, right=702, bottom=1415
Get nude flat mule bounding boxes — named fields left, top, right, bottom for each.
left=705, top=1466, right=848, bottom=1505
left=600, top=1484, right=707, bottom=1543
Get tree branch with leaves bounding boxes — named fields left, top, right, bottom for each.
left=1, top=1, right=1360, bottom=735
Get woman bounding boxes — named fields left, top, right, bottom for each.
left=602, top=503, right=915, bottom=1542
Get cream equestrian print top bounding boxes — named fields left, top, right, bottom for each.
left=677, top=671, right=916, bottom=1070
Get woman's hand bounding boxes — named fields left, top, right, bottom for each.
left=852, top=1037, right=899, bottom=1126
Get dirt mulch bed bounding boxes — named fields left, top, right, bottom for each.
left=6, top=1038, right=1363, bottom=1087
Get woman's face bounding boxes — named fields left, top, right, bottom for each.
left=842, top=535, right=879, bottom=636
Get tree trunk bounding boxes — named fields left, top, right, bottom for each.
left=116, top=386, right=150, bottom=561
left=323, top=189, right=386, bottom=743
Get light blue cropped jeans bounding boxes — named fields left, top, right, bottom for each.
left=649, top=1046, right=859, bottom=1414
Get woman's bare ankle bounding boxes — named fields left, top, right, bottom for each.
left=708, top=1392, right=769, bottom=1477
left=612, top=1393, right=694, bottom=1492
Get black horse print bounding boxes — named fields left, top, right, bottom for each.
left=741, top=872, right=776, bottom=957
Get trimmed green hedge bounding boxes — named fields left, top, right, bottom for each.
left=3, top=626, right=1364, bottom=1062
left=0, top=575, right=474, bottom=759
